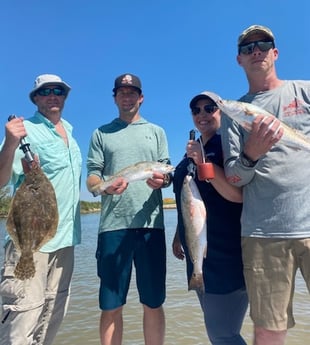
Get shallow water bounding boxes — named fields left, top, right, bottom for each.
left=1, top=210, right=309, bottom=344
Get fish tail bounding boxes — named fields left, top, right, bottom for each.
left=14, top=253, right=35, bottom=280
left=188, top=272, right=205, bottom=293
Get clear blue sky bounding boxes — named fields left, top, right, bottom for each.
left=0, top=1, right=308, bottom=200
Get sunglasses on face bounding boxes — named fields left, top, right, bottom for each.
left=238, top=40, right=275, bottom=55
left=192, top=104, right=218, bottom=116
left=36, top=87, right=66, bottom=97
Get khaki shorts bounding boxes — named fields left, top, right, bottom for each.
left=242, top=237, right=310, bottom=331
left=0, top=240, right=74, bottom=345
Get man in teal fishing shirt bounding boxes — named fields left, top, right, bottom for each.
left=87, top=73, right=171, bottom=345
left=0, top=74, right=82, bottom=345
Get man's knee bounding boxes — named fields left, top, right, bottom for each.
left=254, top=326, right=287, bottom=345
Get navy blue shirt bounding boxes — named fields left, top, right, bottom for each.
left=173, top=133, right=245, bottom=294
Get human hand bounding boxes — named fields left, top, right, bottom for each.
left=146, top=172, right=165, bottom=189
left=104, top=177, right=128, bottom=195
left=186, top=140, right=203, bottom=165
left=244, top=114, right=283, bottom=161
left=5, top=116, right=26, bottom=150
left=172, top=234, right=185, bottom=260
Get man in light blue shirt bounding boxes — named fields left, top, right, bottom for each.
left=0, top=74, right=82, bottom=345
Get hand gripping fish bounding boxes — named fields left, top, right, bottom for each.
left=90, top=161, right=175, bottom=196
left=181, top=174, right=207, bottom=293
left=204, top=92, right=310, bottom=152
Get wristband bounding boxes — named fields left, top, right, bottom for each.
left=162, top=174, right=172, bottom=188
left=240, top=151, right=258, bottom=168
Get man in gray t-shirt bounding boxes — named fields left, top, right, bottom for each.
left=221, top=25, right=310, bottom=345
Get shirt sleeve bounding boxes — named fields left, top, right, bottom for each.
left=220, top=113, right=257, bottom=187
left=157, top=126, right=171, bottom=164
left=87, top=129, right=105, bottom=178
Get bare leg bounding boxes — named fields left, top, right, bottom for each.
left=254, top=327, right=287, bottom=345
left=143, top=305, right=165, bottom=345
left=100, top=307, right=123, bottom=345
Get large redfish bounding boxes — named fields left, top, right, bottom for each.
left=181, top=174, right=207, bottom=293
left=203, top=91, right=310, bottom=152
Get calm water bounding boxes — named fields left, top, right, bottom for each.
left=0, top=210, right=310, bottom=344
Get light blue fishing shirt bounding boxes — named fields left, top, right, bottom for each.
left=6, top=111, right=82, bottom=252
left=87, top=117, right=170, bottom=233
left=221, top=80, right=310, bottom=238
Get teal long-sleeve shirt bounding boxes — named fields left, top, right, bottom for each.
left=87, top=117, right=170, bottom=233
left=8, top=111, right=82, bottom=252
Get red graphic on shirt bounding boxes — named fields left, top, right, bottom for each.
left=283, top=99, right=305, bottom=117
left=226, top=175, right=242, bottom=184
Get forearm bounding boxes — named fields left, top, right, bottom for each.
left=210, top=164, right=242, bottom=203
left=86, top=174, right=102, bottom=192
left=0, top=141, right=16, bottom=187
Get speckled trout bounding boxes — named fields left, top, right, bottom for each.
left=181, top=174, right=207, bottom=293
left=216, top=98, right=310, bottom=152
left=90, top=161, right=174, bottom=196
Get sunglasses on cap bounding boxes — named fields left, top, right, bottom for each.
left=192, top=104, right=218, bottom=116
left=238, top=40, right=275, bottom=55
left=36, top=87, right=66, bottom=97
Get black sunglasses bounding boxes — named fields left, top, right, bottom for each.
left=238, top=40, right=275, bottom=55
left=192, top=104, right=218, bottom=116
left=37, top=87, right=66, bottom=97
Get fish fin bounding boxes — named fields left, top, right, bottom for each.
left=14, top=252, right=35, bottom=280
left=285, top=145, right=302, bottom=151
left=188, top=272, right=205, bottom=293
left=241, top=122, right=252, bottom=132
left=203, top=245, right=208, bottom=259
left=89, top=181, right=108, bottom=196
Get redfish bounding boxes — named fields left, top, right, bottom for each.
left=206, top=92, right=310, bottom=152
left=181, top=174, right=207, bottom=293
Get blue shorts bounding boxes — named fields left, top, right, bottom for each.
left=96, top=228, right=166, bottom=311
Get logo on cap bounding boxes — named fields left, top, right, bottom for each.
left=121, top=74, right=134, bottom=85
left=113, top=73, right=142, bottom=93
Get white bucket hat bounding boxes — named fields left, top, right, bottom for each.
left=29, top=74, right=71, bottom=104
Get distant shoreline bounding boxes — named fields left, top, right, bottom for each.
left=80, top=203, right=177, bottom=214
left=163, top=204, right=176, bottom=209
left=0, top=202, right=177, bottom=218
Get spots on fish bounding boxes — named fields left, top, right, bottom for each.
left=6, top=161, right=58, bottom=280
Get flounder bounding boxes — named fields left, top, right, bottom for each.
left=6, top=159, right=59, bottom=280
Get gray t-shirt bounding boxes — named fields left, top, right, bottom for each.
left=221, top=80, right=310, bottom=238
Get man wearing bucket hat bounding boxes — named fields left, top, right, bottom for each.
left=0, top=74, right=82, bottom=345
left=221, top=24, right=310, bottom=345
left=87, top=73, right=170, bottom=345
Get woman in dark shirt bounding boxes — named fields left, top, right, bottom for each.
left=173, top=91, right=248, bottom=345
